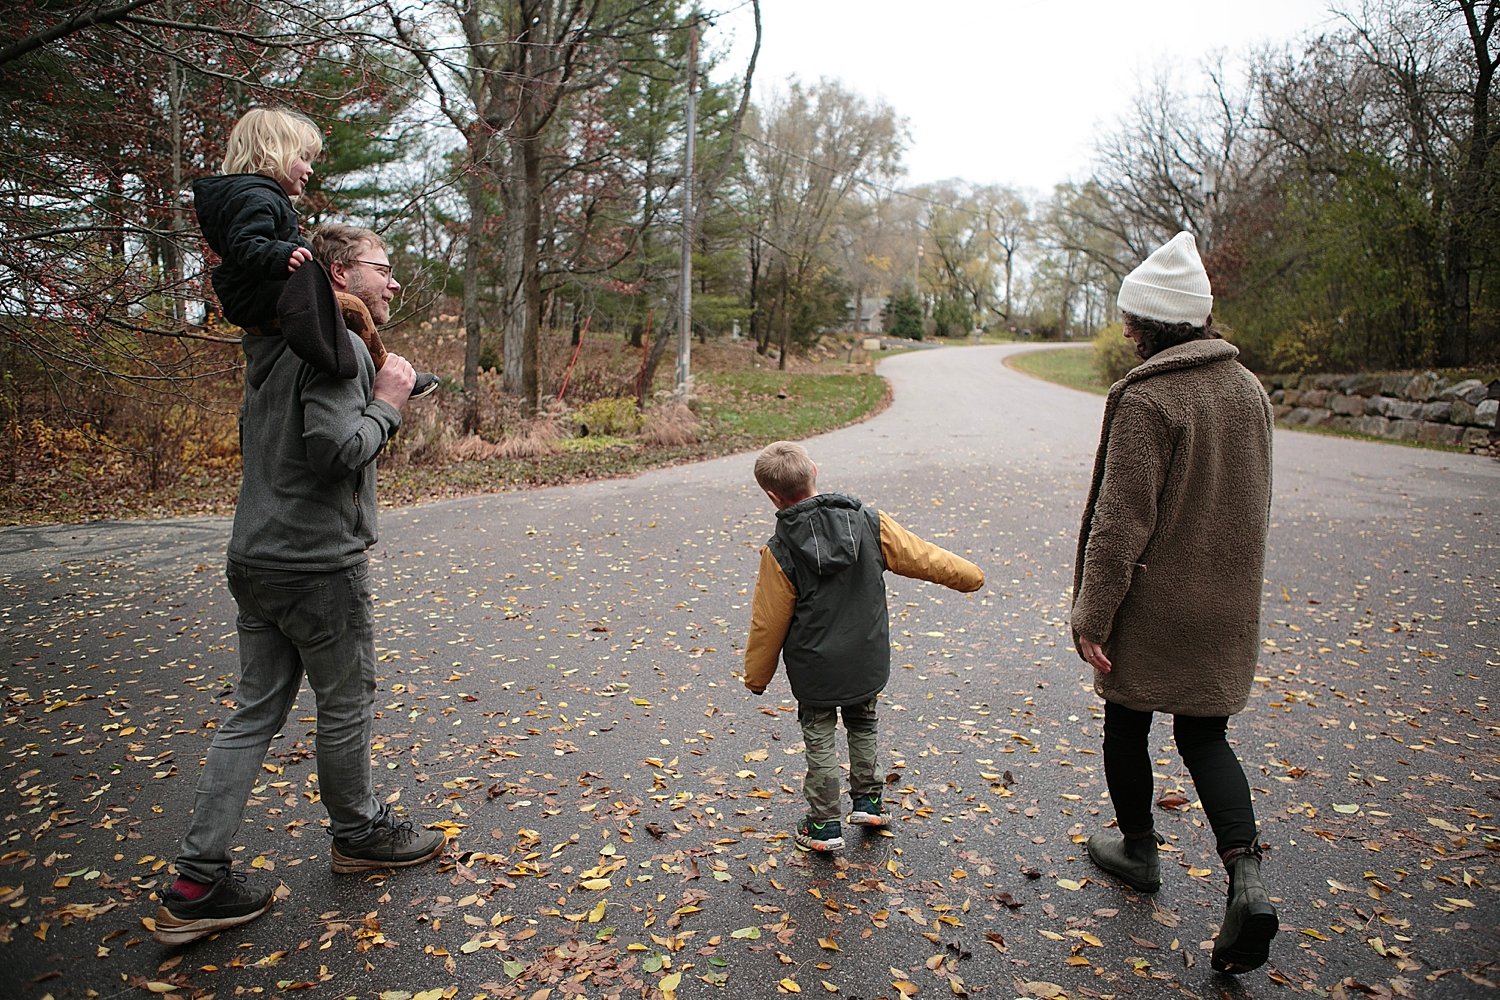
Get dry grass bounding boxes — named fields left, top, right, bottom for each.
left=640, top=402, right=700, bottom=447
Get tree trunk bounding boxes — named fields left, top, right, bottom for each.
left=461, top=127, right=491, bottom=435
left=1439, top=0, right=1498, bottom=367
left=777, top=270, right=790, bottom=370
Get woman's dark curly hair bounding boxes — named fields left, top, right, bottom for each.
left=1121, top=311, right=1222, bottom=361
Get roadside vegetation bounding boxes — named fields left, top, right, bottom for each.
left=1004, top=343, right=1105, bottom=395
left=0, top=330, right=889, bottom=527
left=1008, top=337, right=1496, bottom=454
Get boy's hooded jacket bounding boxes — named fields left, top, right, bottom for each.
left=192, top=173, right=312, bottom=329
left=744, top=493, right=984, bottom=707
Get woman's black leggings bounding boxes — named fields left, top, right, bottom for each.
left=1102, top=700, right=1258, bottom=857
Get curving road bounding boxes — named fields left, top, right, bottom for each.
left=1, top=343, right=1496, bottom=999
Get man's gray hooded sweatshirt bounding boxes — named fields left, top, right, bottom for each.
left=228, top=328, right=401, bottom=572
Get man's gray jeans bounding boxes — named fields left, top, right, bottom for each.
left=174, top=560, right=383, bottom=883
left=797, top=698, right=881, bottom=822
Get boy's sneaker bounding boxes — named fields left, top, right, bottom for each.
left=848, top=794, right=888, bottom=827
left=153, top=872, right=273, bottom=945
left=331, top=815, right=444, bottom=874
left=409, top=372, right=440, bottom=400
left=795, top=816, right=844, bottom=852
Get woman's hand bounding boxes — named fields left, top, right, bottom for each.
left=1079, top=637, right=1112, bottom=674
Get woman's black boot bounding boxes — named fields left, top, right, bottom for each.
left=1211, top=846, right=1278, bottom=974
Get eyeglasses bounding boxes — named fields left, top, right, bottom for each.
left=353, top=259, right=397, bottom=283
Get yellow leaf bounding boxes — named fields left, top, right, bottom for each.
left=588, top=898, right=607, bottom=923
left=1020, top=984, right=1065, bottom=1000
left=817, top=937, right=839, bottom=951
left=1427, top=817, right=1461, bottom=833
left=779, top=979, right=803, bottom=993
left=579, top=878, right=611, bottom=890
left=1055, top=878, right=1082, bottom=891
left=660, top=973, right=682, bottom=992
left=1186, top=866, right=1212, bottom=878
left=892, top=982, right=919, bottom=998
left=821, top=982, right=839, bottom=994
left=744, top=749, right=770, bottom=762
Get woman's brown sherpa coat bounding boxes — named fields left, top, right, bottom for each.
left=1072, top=338, right=1273, bottom=716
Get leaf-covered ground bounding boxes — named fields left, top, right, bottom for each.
left=1, top=344, right=1496, bottom=1000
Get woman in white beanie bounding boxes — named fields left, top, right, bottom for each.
left=1071, top=231, right=1279, bottom=975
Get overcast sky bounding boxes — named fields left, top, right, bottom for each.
left=711, top=0, right=1344, bottom=195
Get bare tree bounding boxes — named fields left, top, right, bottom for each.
left=743, top=79, right=905, bottom=367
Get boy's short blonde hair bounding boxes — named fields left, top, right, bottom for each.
left=754, top=441, right=816, bottom=498
left=221, top=108, right=322, bottom=184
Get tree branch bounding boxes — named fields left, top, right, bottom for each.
left=0, top=0, right=158, bottom=67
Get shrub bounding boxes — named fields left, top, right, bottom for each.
left=386, top=403, right=458, bottom=467
left=1093, top=323, right=1137, bottom=385
left=572, top=396, right=643, bottom=437
left=932, top=295, right=973, bottom=339
left=884, top=291, right=923, bottom=340
left=640, top=402, right=700, bottom=447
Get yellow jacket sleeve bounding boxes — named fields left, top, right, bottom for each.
left=743, top=546, right=796, bottom=693
left=879, top=511, right=985, bottom=592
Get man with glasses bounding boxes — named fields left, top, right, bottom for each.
left=314, top=223, right=439, bottom=400
left=154, top=223, right=443, bottom=946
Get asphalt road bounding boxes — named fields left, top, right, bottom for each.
left=1, top=343, right=1497, bottom=1000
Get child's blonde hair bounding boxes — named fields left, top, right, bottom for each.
left=221, top=108, right=322, bottom=184
left=754, top=441, right=816, bottom=499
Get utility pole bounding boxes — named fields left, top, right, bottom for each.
left=675, top=14, right=699, bottom=401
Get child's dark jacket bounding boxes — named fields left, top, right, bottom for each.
left=192, top=173, right=311, bottom=329
left=743, top=493, right=984, bottom=707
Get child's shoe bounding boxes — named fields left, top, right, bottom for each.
left=848, top=794, right=888, bottom=827
left=795, top=816, right=844, bottom=852
left=410, top=373, right=440, bottom=400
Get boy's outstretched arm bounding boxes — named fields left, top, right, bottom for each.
left=879, top=511, right=985, bottom=592
left=743, top=547, right=795, bottom=694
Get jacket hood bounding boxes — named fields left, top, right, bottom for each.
left=191, top=173, right=287, bottom=248
left=774, top=493, right=868, bottom=578
left=240, top=328, right=291, bottom=390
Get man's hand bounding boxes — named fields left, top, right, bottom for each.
left=1079, top=637, right=1112, bottom=674
left=373, top=353, right=416, bottom=410
left=287, top=247, right=312, bottom=272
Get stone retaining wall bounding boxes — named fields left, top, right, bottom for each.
left=1260, top=372, right=1498, bottom=452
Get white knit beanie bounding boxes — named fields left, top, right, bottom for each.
left=1117, top=231, right=1213, bottom=326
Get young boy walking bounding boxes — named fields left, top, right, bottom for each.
left=743, top=441, right=985, bottom=850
